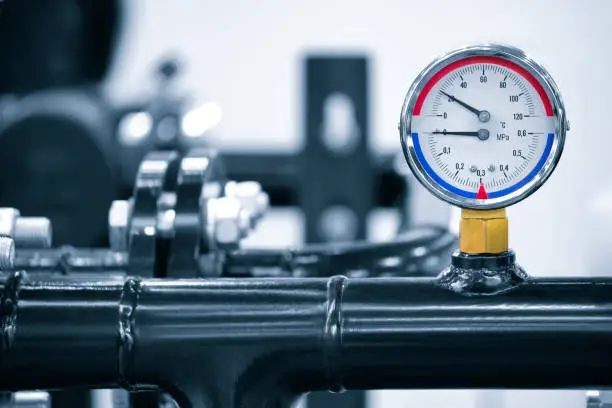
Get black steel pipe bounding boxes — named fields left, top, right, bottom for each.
left=1, top=272, right=612, bottom=408
left=0, top=272, right=122, bottom=389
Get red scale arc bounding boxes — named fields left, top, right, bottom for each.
left=412, top=56, right=554, bottom=117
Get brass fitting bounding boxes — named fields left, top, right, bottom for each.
left=459, top=208, right=508, bottom=254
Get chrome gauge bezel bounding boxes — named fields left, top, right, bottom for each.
left=399, top=44, right=568, bottom=210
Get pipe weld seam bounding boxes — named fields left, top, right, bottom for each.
left=118, top=277, right=141, bottom=388
left=324, top=275, right=347, bottom=393
left=0, top=271, right=25, bottom=361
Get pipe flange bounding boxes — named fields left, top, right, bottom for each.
left=127, top=150, right=180, bottom=277
left=165, top=148, right=225, bottom=278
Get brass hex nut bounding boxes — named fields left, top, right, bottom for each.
left=459, top=209, right=508, bottom=254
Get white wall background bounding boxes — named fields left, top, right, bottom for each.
left=105, top=1, right=612, bottom=407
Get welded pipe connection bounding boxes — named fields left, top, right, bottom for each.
left=1, top=272, right=611, bottom=408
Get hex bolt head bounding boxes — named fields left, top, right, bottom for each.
left=213, top=197, right=245, bottom=249
left=224, top=181, right=268, bottom=226
left=224, top=181, right=239, bottom=198
left=109, top=200, right=131, bottom=252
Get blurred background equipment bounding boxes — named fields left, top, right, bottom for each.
left=0, top=0, right=217, bottom=248
left=0, top=0, right=120, bottom=95
left=0, top=90, right=117, bottom=247
left=0, top=0, right=122, bottom=247
left=0, top=0, right=407, bottom=250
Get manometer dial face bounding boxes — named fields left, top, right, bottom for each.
left=400, top=45, right=567, bottom=209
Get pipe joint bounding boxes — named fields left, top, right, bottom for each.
left=118, top=277, right=141, bottom=388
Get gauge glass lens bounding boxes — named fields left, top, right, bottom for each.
left=402, top=50, right=565, bottom=209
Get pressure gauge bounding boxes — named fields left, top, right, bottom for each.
left=399, top=44, right=568, bottom=209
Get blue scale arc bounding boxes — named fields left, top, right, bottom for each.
left=412, top=132, right=554, bottom=199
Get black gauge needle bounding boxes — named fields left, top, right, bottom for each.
left=440, top=90, right=490, bottom=122
left=431, top=129, right=490, bottom=140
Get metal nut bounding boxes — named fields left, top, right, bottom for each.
left=212, top=197, right=245, bottom=249
left=223, top=181, right=239, bottom=198
left=224, top=181, right=268, bottom=225
left=109, top=200, right=131, bottom=251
